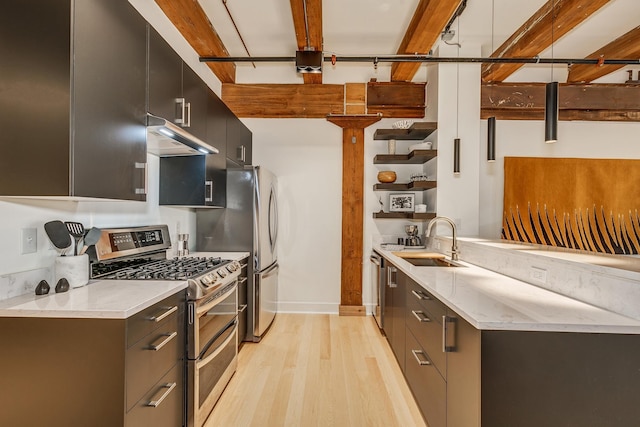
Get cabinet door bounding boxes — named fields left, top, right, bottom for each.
left=148, top=27, right=183, bottom=123
left=382, top=264, right=395, bottom=340
left=227, top=115, right=252, bottom=166
left=72, top=0, right=148, bottom=200
left=391, top=268, right=407, bottom=371
left=159, top=156, right=206, bottom=206
left=204, top=90, right=229, bottom=206
left=182, top=64, right=208, bottom=141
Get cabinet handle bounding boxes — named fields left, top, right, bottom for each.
left=149, top=331, right=178, bottom=351
left=205, top=180, right=213, bottom=202
left=238, top=304, right=247, bottom=313
left=134, top=162, right=147, bottom=195
left=442, top=316, right=457, bottom=352
left=411, top=349, right=432, bottom=366
left=175, top=98, right=186, bottom=124
left=149, top=306, right=178, bottom=323
left=238, top=277, right=248, bottom=284
left=387, top=266, right=397, bottom=288
left=412, top=310, right=431, bottom=323
left=184, top=101, right=192, bottom=128
left=146, top=382, right=177, bottom=407
left=411, top=289, right=431, bottom=300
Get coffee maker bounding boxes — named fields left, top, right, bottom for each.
left=404, top=225, right=422, bottom=247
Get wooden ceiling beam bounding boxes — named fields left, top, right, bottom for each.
left=567, top=26, right=640, bottom=83
left=391, top=0, right=462, bottom=82
left=481, top=82, right=640, bottom=121
left=290, top=0, right=323, bottom=84
left=154, top=0, right=235, bottom=83
left=482, top=0, right=612, bottom=83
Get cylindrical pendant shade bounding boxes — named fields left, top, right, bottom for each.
left=545, top=82, right=558, bottom=143
left=487, top=117, right=496, bottom=162
left=453, top=138, right=460, bottom=174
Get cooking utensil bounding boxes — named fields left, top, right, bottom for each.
left=79, top=227, right=101, bottom=255
left=44, top=220, right=72, bottom=255
left=65, top=221, right=85, bottom=256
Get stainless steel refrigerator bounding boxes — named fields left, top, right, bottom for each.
left=196, top=166, right=279, bottom=342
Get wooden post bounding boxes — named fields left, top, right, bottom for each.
left=327, top=115, right=381, bottom=316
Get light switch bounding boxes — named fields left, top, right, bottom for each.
left=22, top=228, right=37, bottom=254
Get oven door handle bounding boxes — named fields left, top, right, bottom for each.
left=196, top=280, right=238, bottom=316
left=198, top=319, right=237, bottom=367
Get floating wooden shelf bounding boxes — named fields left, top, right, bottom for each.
left=373, top=181, right=437, bottom=191
left=374, top=149, right=437, bottom=164
left=373, top=212, right=436, bottom=220
left=373, top=122, right=437, bottom=140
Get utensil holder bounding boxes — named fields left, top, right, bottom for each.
left=54, top=254, right=89, bottom=288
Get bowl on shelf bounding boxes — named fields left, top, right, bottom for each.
left=409, top=141, right=433, bottom=152
left=392, top=120, right=413, bottom=129
left=377, top=171, right=397, bottom=183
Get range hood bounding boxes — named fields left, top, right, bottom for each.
left=146, top=114, right=219, bottom=156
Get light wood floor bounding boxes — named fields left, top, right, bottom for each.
left=205, top=313, right=427, bottom=427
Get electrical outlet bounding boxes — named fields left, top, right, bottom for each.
left=22, top=228, right=37, bottom=254
left=529, top=266, right=547, bottom=284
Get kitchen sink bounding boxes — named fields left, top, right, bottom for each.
left=403, top=257, right=460, bottom=267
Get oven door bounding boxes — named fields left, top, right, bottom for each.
left=187, top=319, right=237, bottom=427
left=188, top=281, right=238, bottom=360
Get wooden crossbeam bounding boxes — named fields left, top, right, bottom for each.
left=482, top=0, right=612, bottom=83
left=289, top=0, right=323, bottom=84
left=481, top=82, right=640, bottom=121
left=222, top=82, right=426, bottom=118
left=567, top=26, right=640, bottom=83
left=391, top=0, right=461, bottom=82
left=154, top=0, right=235, bottom=83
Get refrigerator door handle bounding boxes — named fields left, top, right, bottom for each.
left=262, top=262, right=279, bottom=279
left=268, top=185, right=278, bottom=252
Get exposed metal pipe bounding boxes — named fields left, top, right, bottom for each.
left=302, top=0, right=312, bottom=50
left=200, top=54, right=640, bottom=66
left=222, top=0, right=256, bottom=68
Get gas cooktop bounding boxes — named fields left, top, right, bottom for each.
left=89, top=225, right=242, bottom=300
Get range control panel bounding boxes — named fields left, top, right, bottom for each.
left=94, top=225, right=172, bottom=261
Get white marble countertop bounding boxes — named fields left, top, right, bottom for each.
left=0, top=251, right=249, bottom=319
left=376, top=245, right=640, bottom=334
left=0, top=280, right=187, bottom=319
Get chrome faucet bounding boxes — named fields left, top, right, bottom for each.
left=425, top=216, right=459, bottom=261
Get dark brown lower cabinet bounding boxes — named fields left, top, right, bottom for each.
left=405, top=327, right=447, bottom=427
left=0, top=291, right=185, bottom=427
left=385, top=259, right=640, bottom=427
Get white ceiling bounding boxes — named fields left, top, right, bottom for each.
left=197, top=0, right=640, bottom=84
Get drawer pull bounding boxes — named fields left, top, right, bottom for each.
left=411, top=290, right=431, bottom=300
left=147, top=382, right=177, bottom=407
left=149, top=331, right=178, bottom=351
left=411, top=349, right=432, bottom=366
left=412, top=310, right=431, bottom=323
left=149, top=306, right=178, bottom=323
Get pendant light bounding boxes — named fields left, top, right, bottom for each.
left=544, top=82, right=558, bottom=143
left=487, top=116, right=496, bottom=161
left=454, top=138, right=461, bottom=174
left=545, top=0, right=558, bottom=143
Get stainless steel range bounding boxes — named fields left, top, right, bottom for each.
left=90, top=224, right=240, bottom=427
